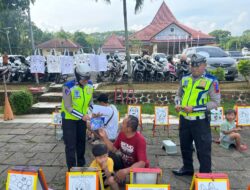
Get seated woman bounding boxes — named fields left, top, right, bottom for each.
left=88, top=93, right=119, bottom=144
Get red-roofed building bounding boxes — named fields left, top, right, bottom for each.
left=36, top=38, right=82, bottom=56
left=130, top=1, right=215, bottom=55
left=102, top=34, right=125, bottom=54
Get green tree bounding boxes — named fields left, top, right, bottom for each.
left=209, top=30, right=231, bottom=49
left=72, top=31, right=90, bottom=52
left=238, top=60, right=250, bottom=86
left=55, top=28, right=72, bottom=39
left=225, top=37, right=241, bottom=50
left=95, top=0, right=144, bottom=84
left=209, top=30, right=231, bottom=43
left=242, top=29, right=250, bottom=36
left=0, top=0, right=36, bottom=55
left=85, top=35, right=101, bottom=52
left=240, top=29, right=250, bottom=48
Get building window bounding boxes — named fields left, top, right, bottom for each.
left=170, top=27, right=175, bottom=32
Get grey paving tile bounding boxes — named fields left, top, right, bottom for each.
left=212, top=156, right=244, bottom=171
left=28, top=128, right=54, bottom=135
left=40, top=166, right=63, bottom=183
left=28, top=143, right=57, bottom=153
left=31, top=135, right=57, bottom=143
left=7, top=135, right=34, bottom=143
left=51, top=143, right=65, bottom=153
left=51, top=153, right=66, bottom=166
left=0, top=152, right=14, bottom=163
left=1, top=152, right=36, bottom=165
left=0, top=135, right=16, bottom=142
left=27, top=152, right=59, bottom=166
left=0, top=129, right=12, bottom=135
left=8, top=128, right=32, bottom=135
left=0, top=143, right=35, bottom=152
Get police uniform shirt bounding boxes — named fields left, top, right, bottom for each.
left=175, top=72, right=221, bottom=111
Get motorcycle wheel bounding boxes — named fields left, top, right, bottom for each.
left=156, top=74, right=164, bottom=81
left=18, top=75, right=23, bottom=82
left=135, top=73, right=144, bottom=82
left=169, top=74, right=177, bottom=82
left=122, top=75, right=128, bottom=82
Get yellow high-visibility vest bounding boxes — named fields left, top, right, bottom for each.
left=180, top=75, right=213, bottom=117
left=61, top=84, right=93, bottom=120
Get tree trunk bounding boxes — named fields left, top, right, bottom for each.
left=28, top=5, right=39, bottom=84
left=123, top=0, right=132, bottom=85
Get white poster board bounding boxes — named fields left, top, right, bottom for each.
left=154, top=106, right=169, bottom=125
left=210, top=107, right=224, bottom=126
left=89, top=54, right=108, bottom=72
left=60, top=55, right=74, bottom=75
left=6, top=168, right=48, bottom=190
left=7, top=172, right=37, bottom=190
left=47, top=55, right=61, bottom=73
left=51, top=112, right=62, bottom=125
left=128, top=105, right=142, bottom=122
left=236, top=106, right=250, bottom=126
left=66, top=172, right=98, bottom=190
left=98, top=54, right=108, bottom=71
left=30, top=55, right=45, bottom=74
left=195, top=179, right=229, bottom=190
left=74, top=54, right=89, bottom=65
left=89, top=54, right=99, bottom=71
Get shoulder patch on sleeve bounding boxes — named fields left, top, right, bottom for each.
left=64, top=88, right=71, bottom=95
left=213, top=81, right=220, bottom=93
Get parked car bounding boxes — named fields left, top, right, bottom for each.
left=225, top=51, right=248, bottom=61
left=151, top=53, right=167, bottom=62
left=182, top=46, right=238, bottom=81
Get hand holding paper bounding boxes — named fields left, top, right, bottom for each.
left=98, top=128, right=107, bottom=139
left=90, top=116, right=105, bottom=130
left=82, top=115, right=90, bottom=121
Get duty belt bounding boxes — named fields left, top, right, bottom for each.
left=183, top=115, right=206, bottom=121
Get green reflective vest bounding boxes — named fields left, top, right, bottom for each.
left=180, top=75, right=213, bottom=117
left=61, top=84, right=93, bottom=120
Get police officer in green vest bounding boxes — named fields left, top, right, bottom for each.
left=61, top=63, right=94, bottom=171
left=172, top=53, right=221, bottom=176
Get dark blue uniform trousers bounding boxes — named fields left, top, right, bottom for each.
left=62, top=118, right=86, bottom=170
left=179, top=115, right=212, bottom=173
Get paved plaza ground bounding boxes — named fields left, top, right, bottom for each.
left=0, top=114, right=250, bottom=190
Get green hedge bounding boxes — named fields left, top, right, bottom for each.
left=9, top=91, right=33, bottom=115
left=238, top=60, right=250, bottom=84
left=210, top=67, right=225, bottom=81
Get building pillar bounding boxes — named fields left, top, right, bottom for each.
left=153, top=43, right=158, bottom=53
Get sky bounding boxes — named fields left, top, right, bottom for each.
left=30, top=0, right=250, bottom=36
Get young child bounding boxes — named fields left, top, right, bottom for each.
left=90, top=144, right=119, bottom=190
left=220, top=109, right=247, bottom=152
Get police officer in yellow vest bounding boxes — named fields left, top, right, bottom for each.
left=61, top=63, right=94, bottom=171
left=172, top=53, right=221, bottom=176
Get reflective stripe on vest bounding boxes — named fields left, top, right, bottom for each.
left=61, top=84, right=93, bottom=120
left=180, top=75, right=213, bottom=117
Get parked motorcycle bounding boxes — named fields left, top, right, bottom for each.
left=176, top=62, right=190, bottom=80
left=164, top=62, right=178, bottom=82
left=133, top=58, right=146, bottom=82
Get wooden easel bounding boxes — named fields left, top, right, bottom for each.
left=152, top=106, right=169, bottom=137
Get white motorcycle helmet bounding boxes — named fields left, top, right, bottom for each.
left=75, top=63, right=91, bottom=83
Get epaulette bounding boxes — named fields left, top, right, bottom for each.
left=64, top=80, right=75, bottom=89
left=204, top=73, right=217, bottom=81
